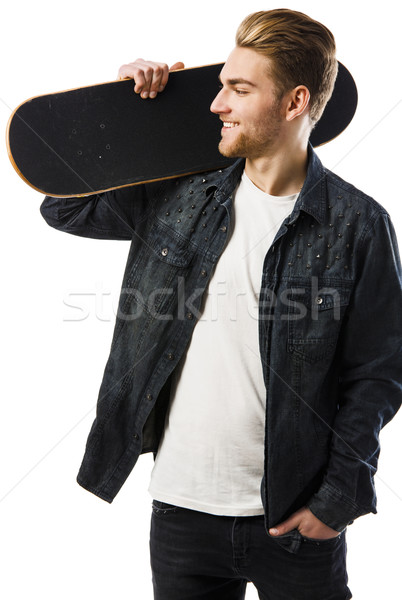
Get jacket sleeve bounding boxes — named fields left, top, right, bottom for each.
left=40, top=184, right=150, bottom=240
left=307, top=210, right=402, bottom=531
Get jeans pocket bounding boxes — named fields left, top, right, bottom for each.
left=300, top=530, right=343, bottom=546
left=272, top=529, right=303, bottom=554
left=152, top=500, right=181, bottom=516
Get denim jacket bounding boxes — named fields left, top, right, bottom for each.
left=41, top=145, right=402, bottom=553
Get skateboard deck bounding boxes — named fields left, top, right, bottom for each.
left=7, top=62, right=357, bottom=198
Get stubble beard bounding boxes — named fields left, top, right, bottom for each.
left=218, top=103, right=283, bottom=160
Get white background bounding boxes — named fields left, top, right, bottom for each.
left=1, top=1, right=401, bottom=598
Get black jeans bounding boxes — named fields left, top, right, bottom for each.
left=150, top=501, right=352, bottom=600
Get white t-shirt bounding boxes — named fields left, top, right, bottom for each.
left=149, top=171, right=298, bottom=516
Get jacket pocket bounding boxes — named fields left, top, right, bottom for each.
left=124, top=218, right=197, bottom=318
left=287, top=283, right=352, bottom=364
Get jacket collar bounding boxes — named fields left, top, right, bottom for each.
left=207, top=158, right=244, bottom=206
left=210, top=143, right=327, bottom=225
left=297, top=143, right=326, bottom=225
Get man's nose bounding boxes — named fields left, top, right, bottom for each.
left=210, top=89, right=229, bottom=114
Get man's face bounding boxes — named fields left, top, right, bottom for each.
left=210, top=47, right=285, bottom=160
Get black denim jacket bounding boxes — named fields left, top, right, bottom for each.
left=41, top=145, right=402, bottom=553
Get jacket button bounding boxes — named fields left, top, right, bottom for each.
left=167, top=353, right=175, bottom=361
left=220, top=226, right=227, bottom=232
left=133, top=433, right=139, bottom=440
left=200, top=269, right=207, bottom=277
left=161, top=248, right=168, bottom=256
left=315, top=296, right=323, bottom=304
left=186, top=312, right=193, bottom=320
left=146, top=393, right=153, bottom=401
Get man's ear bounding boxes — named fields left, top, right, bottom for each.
left=285, top=85, right=310, bottom=121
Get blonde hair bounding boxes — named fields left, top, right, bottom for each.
left=236, top=9, right=338, bottom=124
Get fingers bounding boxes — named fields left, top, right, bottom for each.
left=269, top=508, right=304, bottom=536
left=169, top=62, right=185, bottom=71
left=118, top=59, right=168, bottom=98
left=117, top=59, right=184, bottom=99
left=269, top=517, right=297, bottom=536
left=269, top=507, right=340, bottom=539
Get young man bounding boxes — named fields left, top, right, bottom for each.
left=41, top=9, right=402, bottom=600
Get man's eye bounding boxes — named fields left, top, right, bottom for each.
left=235, top=89, right=248, bottom=95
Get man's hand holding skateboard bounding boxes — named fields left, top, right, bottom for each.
left=118, top=59, right=184, bottom=99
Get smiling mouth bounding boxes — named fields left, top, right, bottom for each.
left=222, top=121, right=239, bottom=129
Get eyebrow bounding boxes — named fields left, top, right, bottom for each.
left=218, top=75, right=257, bottom=87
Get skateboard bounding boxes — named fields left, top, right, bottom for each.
left=6, top=62, right=357, bottom=198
